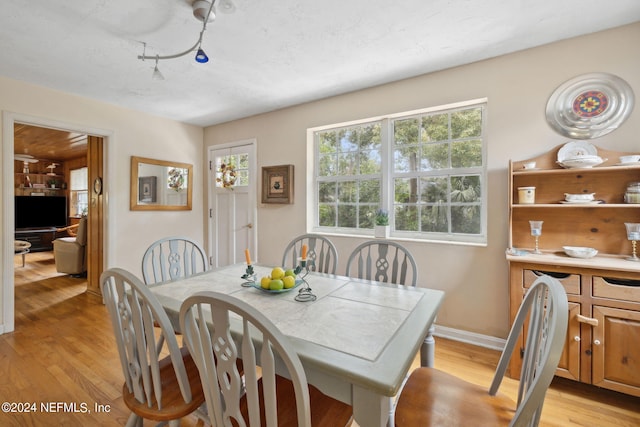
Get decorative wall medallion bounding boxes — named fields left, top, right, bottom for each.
left=546, top=72, right=634, bottom=139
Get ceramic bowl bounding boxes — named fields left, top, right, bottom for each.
left=563, top=246, right=598, bottom=259
left=564, top=193, right=595, bottom=202
left=619, top=155, right=640, bottom=164
left=557, top=156, right=604, bottom=168
left=522, top=161, right=537, bottom=169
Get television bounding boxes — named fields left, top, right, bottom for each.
left=15, top=196, right=68, bottom=230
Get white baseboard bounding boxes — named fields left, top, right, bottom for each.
left=432, top=324, right=506, bottom=352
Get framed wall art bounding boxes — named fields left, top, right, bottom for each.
left=138, top=176, right=157, bottom=203
left=262, top=165, right=294, bottom=204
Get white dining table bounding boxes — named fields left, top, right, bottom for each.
left=149, top=263, right=444, bottom=427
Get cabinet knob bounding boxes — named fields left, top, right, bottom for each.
left=593, top=339, right=601, bottom=346
left=574, top=336, right=581, bottom=342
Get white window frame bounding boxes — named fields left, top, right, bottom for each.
left=69, top=167, right=88, bottom=217
left=307, top=98, right=488, bottom=245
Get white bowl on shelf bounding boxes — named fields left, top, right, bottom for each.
left=564, top=193, right=595, bottom=202
left=619, top=155, right=640, bottom=164
left=563, top=246, right=598, bottom=259
left=557, top=156, right=605, bottom=168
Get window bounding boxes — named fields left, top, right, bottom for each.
left=214, top=152, right=249, bottom=189
left=311, top=99, right=487, bottom=244
left=70, top=167, right=88, bottom=217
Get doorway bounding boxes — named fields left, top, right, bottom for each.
left=208, top=140, right=257, bottom=267
left=2, top=114, right=108, bottom=334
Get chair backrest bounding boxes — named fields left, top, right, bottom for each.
left=180, top=291, right=312, bottom=427
left=281, top=234, right=338, bottom=274
left=490, top=274, right=568, bottom=427
left=345, top=240, right=418, bottom=286
left=100, top=268, right=195, bottom=409
left=75, top=216, right=88, bottom=246
left=142, top=237, right=208, bottom=284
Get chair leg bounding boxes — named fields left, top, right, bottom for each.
left=125, top=412, right=142, bottom=427
left=194, top=404, right=209, bottom=424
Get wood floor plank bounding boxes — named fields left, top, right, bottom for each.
left=3, top=251, right=639, bottom=426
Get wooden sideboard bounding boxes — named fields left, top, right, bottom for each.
left=507, top=144, right=640, bottom=397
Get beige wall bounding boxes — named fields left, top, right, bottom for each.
left=1, top=77, right=205, bottom=331
left=203, top=23, right=640, bottom=339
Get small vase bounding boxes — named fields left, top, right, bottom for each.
left=374, top=225, right=390, bottom=238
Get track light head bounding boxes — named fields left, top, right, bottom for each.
left=195, top=48, right=209, bottom=63
left=152, top=57, right=164, bottom=80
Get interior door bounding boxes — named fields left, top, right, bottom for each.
left=208, top=141, right=257, bottom=267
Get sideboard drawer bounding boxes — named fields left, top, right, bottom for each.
left=593, top=276, right=640, bottom=303
left=523, top=269, right=581, bottom=295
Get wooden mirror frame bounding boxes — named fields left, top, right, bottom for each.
left=130, top=156, right=193, bottom=211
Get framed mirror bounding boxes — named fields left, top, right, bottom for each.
left=130, top=156, right=193, bottom=211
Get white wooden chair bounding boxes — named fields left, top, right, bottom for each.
left=394, top=274, right=569, bottom=427
left=346, top=239, right=418, bottom=286
left=179, top=291, right=353, bottom=427
left=142, top=236, right=208, bottom=285
left=345, top=239, right=419, bottom=424
left=281, top=234, right=338, bottom=274
left=100, top=268, right=205, bottom=427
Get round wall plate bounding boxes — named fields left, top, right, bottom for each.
left=93, top=177, right=103, bottom=195
left=545, top=72, right=634, bottom=139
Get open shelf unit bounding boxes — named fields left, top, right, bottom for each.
left=509, top=146, right=640, bottom=256
left=14, top=159, right=65, bottom=196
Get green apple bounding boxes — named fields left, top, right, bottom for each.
left=269, top=279, right=284, bottom=291
left=284, top=269, right=296, bottom=277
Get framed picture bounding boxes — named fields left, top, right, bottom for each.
left=138, top=176, right=157, bottom=203
left=262, top=165, right=294, bottom=204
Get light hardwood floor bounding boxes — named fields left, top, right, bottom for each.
left=2, top=251, right=639, bottom=426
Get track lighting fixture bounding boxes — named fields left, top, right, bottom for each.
left=138, top=0, right=234, bottom=78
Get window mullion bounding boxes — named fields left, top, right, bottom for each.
left=380, top=119, right=391, bottom=223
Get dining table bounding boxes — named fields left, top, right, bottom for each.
left=149, top=263, right=444, bottom=427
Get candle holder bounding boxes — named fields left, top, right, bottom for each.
left=294, top=259, right=316, bottom=302
left=625, top=223, right=640, bottom=262
left=529, top=220, right=543, bottom=254
left=241, top=264, right=257, bottom=287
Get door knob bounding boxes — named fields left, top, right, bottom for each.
left=247, top=223, right=253, bottom=229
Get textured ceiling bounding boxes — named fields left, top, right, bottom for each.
left=1, top=0, right=639, bottom=127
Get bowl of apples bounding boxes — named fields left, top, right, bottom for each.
left=254, top=266, right=302, bottom=293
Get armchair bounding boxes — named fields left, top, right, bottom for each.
left=53, top=217, right=87, bottom=275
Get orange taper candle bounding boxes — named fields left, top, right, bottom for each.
left=244, top=249, right=252, bottom=265
left=301, top=244, right=307, bottom=261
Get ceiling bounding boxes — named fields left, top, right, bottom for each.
left=13, top=124, right=87, bottom=161
left=1, top=1, right=639, bottom=127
